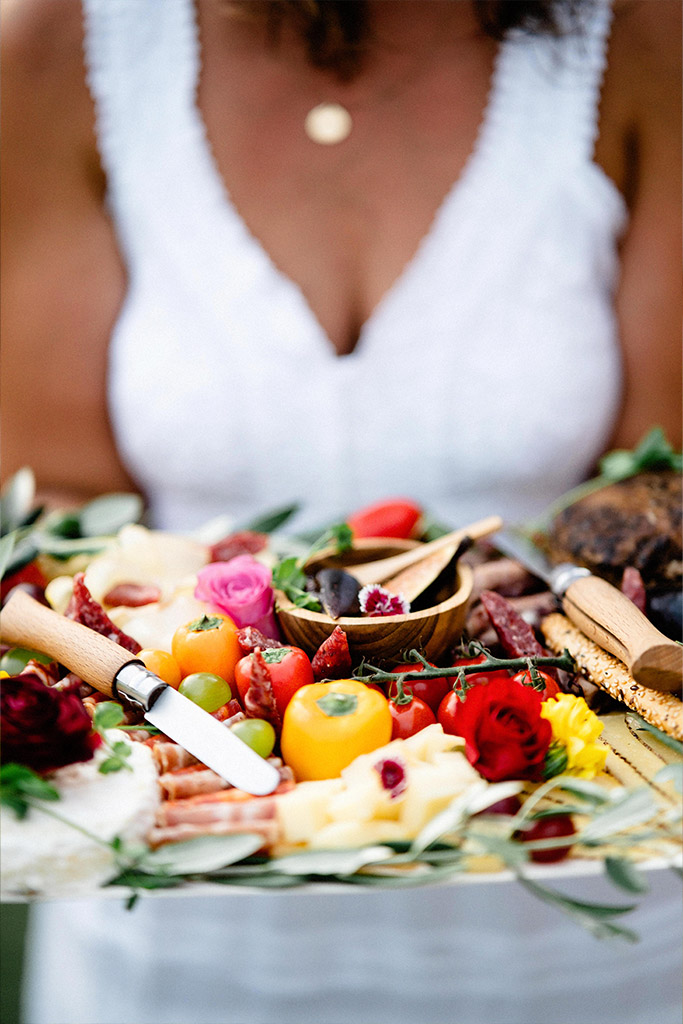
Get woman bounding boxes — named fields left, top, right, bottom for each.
left=2, top=1, right=681, bottom=1022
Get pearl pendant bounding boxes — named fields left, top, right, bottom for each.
left=304, top=102, right=353, bottom=145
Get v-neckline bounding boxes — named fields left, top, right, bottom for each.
left=185, top=0, right=509, bottom=360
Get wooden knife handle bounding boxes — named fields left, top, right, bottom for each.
left=562, top=575, right=683, bottom=692
left=0, top=590, right=139, bottom=697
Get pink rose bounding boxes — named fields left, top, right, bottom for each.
left=195, top=556, right=280, bottom=640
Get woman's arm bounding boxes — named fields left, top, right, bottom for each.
left=0, top=0, right=139, bottom=504
left=598, top=0, right=682, bottom=451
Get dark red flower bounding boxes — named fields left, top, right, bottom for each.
left=451, top=676, right=552, bottom=782
left=1, top=672, right=100, bottom=774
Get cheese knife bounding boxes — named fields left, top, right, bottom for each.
left=494, top=528, right=683, bottom=693
left=0, top=590, right=282, bottom=795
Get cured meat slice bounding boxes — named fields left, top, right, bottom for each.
left=148, top=739, right=199, bottom=773
left=237, top=626, right=284, bottom=655
left=210, top=531, right=268, bottom=562
left=102, top=583, right=161, bottom=607
left=479, top=590, right=549, bottom=658
left=311, top=626, right=352, bottom=681
left=242, top=650, right=282, bottom=732
left=147, top=819, right=277, bottom=848
left=66, top=573, right=141, bottom=654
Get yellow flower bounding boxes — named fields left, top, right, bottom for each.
left=541, top=693, right=608, bottom=779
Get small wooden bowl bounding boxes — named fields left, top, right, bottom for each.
left=275, top=538, right=473, bottom=667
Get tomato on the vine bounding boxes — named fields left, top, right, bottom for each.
left=389, top=695, right=437, bottom=739
left=346, top=498, right=422, bottom=539
left=234, top=645, right=314, bottom=717
left=437, top=690, right=464, bottom=736
left=512, top=669, right=560, bottom=701
left=451, top=653, right=510, bottom=687
left=172, top=613, right=241, bottom=683
left=388, top=663, right=452, bottom=714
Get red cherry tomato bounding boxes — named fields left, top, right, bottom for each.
left=437, top=689, right=465, bottom=736
left=519, top=815, right=576, bottom=863
left=388, top=663, right=452, bottom=714
left=389, top=695, right=437, bottom=739
left=347, top=498, right=422, bottom=539
left=512, top=669, right=560, bottom=701
left=451, top=653, right=510, bottom=688
left=234, top=645, right=314, bottom=718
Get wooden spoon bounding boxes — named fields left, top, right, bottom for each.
left=381, top=541, right=459, bottom=603
left=350, top=515, right=503, bottom=587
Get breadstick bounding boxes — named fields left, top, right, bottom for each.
left=541, top=613, right=683, bottom=741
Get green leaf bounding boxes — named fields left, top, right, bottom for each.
left=605, top=857, right=650, bottom=895
left=78, top=492, right=144, bottom=537
left=138, top=833, right=266, bottom=875
left=580, top=788, right=659, bottom=842
left=554, top=776, right=614, bottom=805
left=654, top=764, right=683, bottom=793
left=241, top=503, right=300, bottom=534
left=266, top=846, right=393, bottom=877
left=93, top=702, right=126, bottom=731
left=517, top=876, right=639, bottom=942
left=0, top=468, right=36, bottom=536
left=625, top=713, right=683, bottom=756
left=0, top=532, right=17, bottom=580
left=0, top=763, right=60, bottom=819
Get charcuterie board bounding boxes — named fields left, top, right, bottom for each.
left=1, top=483, right=681, bottom=941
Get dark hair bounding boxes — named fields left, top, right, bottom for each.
left=232, top=1, right=584, bottom=80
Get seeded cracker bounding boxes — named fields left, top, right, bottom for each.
left=541, top=612, right=683, bottom=741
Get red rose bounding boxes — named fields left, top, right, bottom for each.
left=451, top=677, right=552, bottom=782
left=1, top=673, right=101, bottom=774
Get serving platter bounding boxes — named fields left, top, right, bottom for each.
left=0, top=482, right=681, bottom=943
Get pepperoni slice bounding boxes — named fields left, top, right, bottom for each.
left=311, top=625, right=352, bottom=681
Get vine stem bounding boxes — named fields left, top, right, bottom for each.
left=353, top=648, right=576, bottom=687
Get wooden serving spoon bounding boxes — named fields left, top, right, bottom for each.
left=350, top=515, right=503, bottom=587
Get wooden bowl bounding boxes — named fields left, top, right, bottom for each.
left=275, top=538, right=473, bottom=667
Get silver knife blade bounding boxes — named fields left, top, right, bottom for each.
left=116, top=663, right=281, bottom=795
left=493, top=529, right=591, bottom=595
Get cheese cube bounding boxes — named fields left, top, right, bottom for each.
left=276, top=779, right=342, bottom=845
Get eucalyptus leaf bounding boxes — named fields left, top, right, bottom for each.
left=0, top=532, right=17, bottom=580
left=580, top=788, right=659, bottom=842
left=554, top=776, right=614, bottom=805
left=0, top=467, right=36, bottom=536
left=654, top=764, right=683, bottom=793
left=241, top=503, right=300, bottom=534
left=626, top=713, right=683, bottom=756
left=207, top=873, right=307, bottom=888
left=2, top=534, right=39, bottom=580
left=31, top=533, right=113, bottom=557
left=605, top=857, right=650, bottom=895
left=139, top=833, right=266, bottom=875
left=342, top=862, right=467, bottom=887
left=78, top=492, right=144, bottom=538
left=266, top=845, right=394, bottom=877
left=517, top=876, right=639, bottom=943
left=411, top=781, right=490, bottom=854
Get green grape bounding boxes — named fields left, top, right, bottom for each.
left=178, top=672, right=231, bottom=713
left=0, top=647, right=52, bottom=675
left=230, top=718, right=276, bottom=759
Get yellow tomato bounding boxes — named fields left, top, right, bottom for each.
left=280, top=679, right=392, bottom=781
left=138, top=649, right=182, bottom=689
left=171, top=613, right=241, bottom=684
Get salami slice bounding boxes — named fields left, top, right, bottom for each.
left=479, top=590, right=548, bottom=658
left=209, top=531, right=267, bottom=563
left=66, top=573, right=141, bottom=654
left=242, top=649, right=282, bottom=733
left=311, top=625, right=352, bottom=681
left=237, top=626, right=284, bottom=655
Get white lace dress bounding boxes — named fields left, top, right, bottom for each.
left=23, top=2, right=682, bottom=1022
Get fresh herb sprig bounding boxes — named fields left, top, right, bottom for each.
left=92, top=702, right=134, bottom=773
left=272, top=522, right=353, bottom=610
